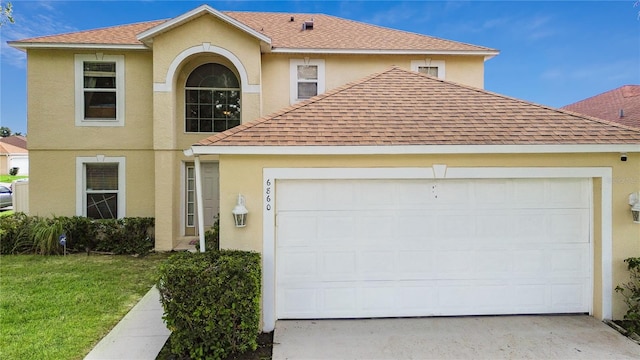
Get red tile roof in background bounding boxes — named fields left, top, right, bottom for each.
left=0, top=136, right=27, bottom=150
left=198, top=67, right=640, bottom=147
left=562, top=85, right=640, bottom=129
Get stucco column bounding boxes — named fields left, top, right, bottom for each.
left=154, top=150, right=177, bottom=251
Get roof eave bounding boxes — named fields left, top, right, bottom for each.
left=188, top=144, right=640, bottom=156
left=136, top=4, right=271, bottom=47
left=270, top=48, right=499, bottom=57
left=7, top=42, right=149, bottom=51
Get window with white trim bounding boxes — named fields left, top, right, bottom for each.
left=75, top=54, right=125, bottom=126
left=185, top=63, right=241, bottom=133
left=290, top=59, right=325, bottom=104
left=76, top=156, right=125, bottom=219
left=410, top=60, right=445, bottom=79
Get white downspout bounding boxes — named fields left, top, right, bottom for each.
left=194, top=155, right=206, bottom=252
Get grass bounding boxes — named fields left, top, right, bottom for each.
left=0, top=175, right=27, bottom=183
left=0, top=252, right=170, bottom=360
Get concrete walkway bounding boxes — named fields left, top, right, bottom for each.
left=273, top=316, right=640, bottom=359
left=84, top=286, right=170, bottom=360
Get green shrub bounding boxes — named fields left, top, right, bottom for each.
left=32, top=216, right=66, bottom=255
left=0, top=215, right=154, bottom=255
left=9, top=167, right=19, bottom=176
left=0, top=212, right=37, bottom=254
left=197, top=217, right=220, bottom=252
left=157, top=250, right=261, bottom=359
left=92, top=217, right=155, bottom=255
left=616, top=257, right=640, bottom=334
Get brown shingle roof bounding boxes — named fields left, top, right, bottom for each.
left=226, top=12, right=493, bottom=52
left=561, top=85, right=640, bottom=129
left=11, top=8, right=495, bottom=53
left=198, top=67, right=640, bottom=147
left=13, top=20, right=165, bottom=46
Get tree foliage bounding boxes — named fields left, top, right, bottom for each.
left=0, top=1, right=13, bottom=27
left=0, top=127, right=11, bottom=137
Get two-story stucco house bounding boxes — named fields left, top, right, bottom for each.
left=9, top=5, right=640, bottom=331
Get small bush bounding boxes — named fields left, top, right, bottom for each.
left=157, top=250, right=261, bottom=359
left=615, top=257, right=640, bottom=334
left=9, top=167, right=19, bottom=176
left=32, top=216, right=65, bottom=255
left=0, top=212, right=37, bottom=254
left=92, top=217, right=155, bottom=255
left=197, top=217, right=220, bottom=252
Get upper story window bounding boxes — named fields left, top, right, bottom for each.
left=185, top=63, right=241, bottom=133
left=74, top=54, right=125, bottom=127
left=290, top=59, right=325, bottom=104
left=410, top=60, right=446, bottom=80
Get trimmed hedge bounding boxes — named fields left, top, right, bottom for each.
left=615, top=257, right=640, bottom=335
left=0, top=214, right=154, bottom=255
left=157, top=250, right=261, bottom=359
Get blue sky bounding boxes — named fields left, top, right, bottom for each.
left=1, top=0, right=639, bottom=135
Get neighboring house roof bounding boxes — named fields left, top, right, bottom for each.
left=9, top=5, right=497, bottom=56
left=0, top=136, right=27, bottom=150
left=196, top=67, right=640, bottom=147
left=561, top=85, right=640, bottom=129
left=0, top=142, right=28, bottom=155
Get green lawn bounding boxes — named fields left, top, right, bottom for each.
left=0, top=175, right=27, bottom=183
left=0, top=253, right=170, bottom=359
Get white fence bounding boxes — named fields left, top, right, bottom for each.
left=12, top=180, right=28, bottom=214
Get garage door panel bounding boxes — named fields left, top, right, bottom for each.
left=278, top=215, right=317, bottom=245
left=276, top=178, right=591, bottom=319
left=322, top=251, right=357, bottom=278
left=278, top=250, right=317, bottom=279
left=318, top=215, right=355, bottom=241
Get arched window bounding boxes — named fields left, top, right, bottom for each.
left=185, top=63, right=241, bottom=133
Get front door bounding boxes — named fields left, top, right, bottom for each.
left=185, top=162, right=219, bottom=236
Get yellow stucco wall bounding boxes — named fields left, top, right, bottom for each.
left=26, top=49, right=154, bottom=151
left=28, top=150, right=155, bottom=218
left=261, top=53, right=485, bottom=116
left=216, top=152, right=640, bottom=320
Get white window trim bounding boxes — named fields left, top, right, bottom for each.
left=411, top=59, right=446, bottom=80
left=289, top=59, right=325, bottom=105
left=74, top=54, right=125, bottom=127
left=76, top=156, right=126, bottom=218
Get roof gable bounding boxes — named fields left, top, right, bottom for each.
left=197, top=67, right=640, bottom=147
left=561, top=85, right=640, bottom=129
left=137, top=5, right=271, bottom=46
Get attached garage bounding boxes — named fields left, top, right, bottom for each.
left=275, top=177, right=592, bottom=319
left=188, top=67, right=640, bottom=331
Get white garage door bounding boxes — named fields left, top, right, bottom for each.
left=276, top=178, right=591, bottom=319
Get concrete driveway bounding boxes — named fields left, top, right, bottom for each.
left=272, top=315, right=640, bottom=359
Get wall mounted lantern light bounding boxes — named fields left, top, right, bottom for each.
left=232, top=194, right=248, bottom=228
left=630, top=192, right=640, bottom=224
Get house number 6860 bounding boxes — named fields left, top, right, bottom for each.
left=265, top=179, right=272, bottom=211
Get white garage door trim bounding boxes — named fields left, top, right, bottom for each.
left=261, top=166, right=612, bottom=332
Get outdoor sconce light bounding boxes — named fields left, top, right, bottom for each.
left=630, top=192, right=640, bottom=224
left=232, top=194, right=248, bottom=228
